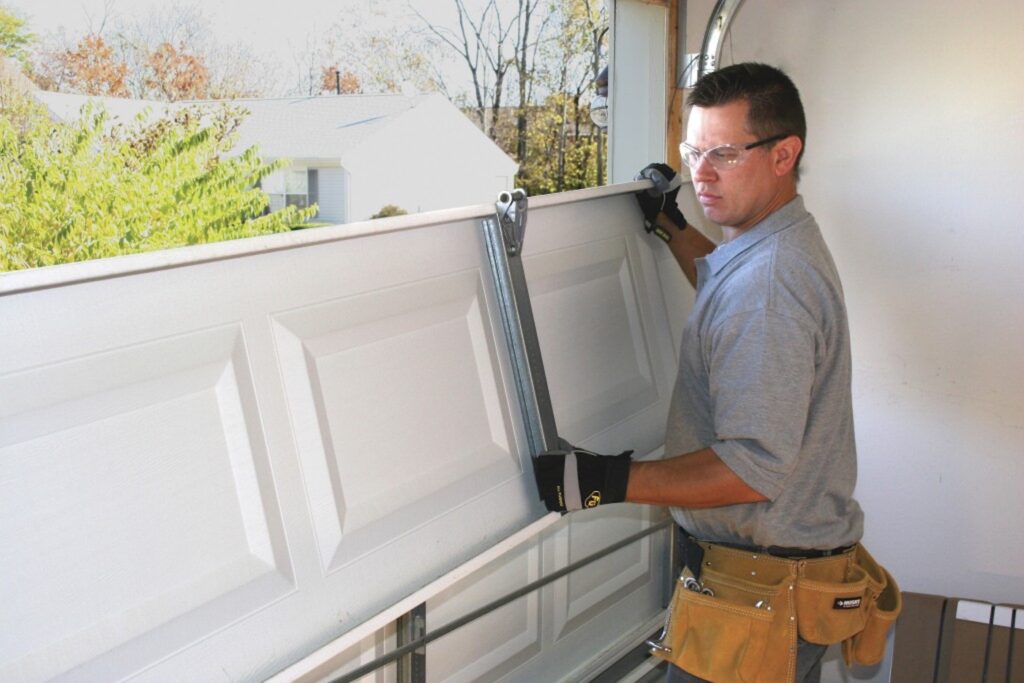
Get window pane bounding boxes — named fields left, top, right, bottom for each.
left=285, top=170, right=308, bottom=195
left=5, top=0, right=610, bottom=271
left=261, top=171, right=285, bottom=195
left=285, top=194, right=309, bottom=210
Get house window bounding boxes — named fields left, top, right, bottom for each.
left=264, top=169, right=314, bottom=212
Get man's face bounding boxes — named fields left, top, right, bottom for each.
left=685, top=100, right=791, bottom=234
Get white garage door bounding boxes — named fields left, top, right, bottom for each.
left=0, top=182, right=687, bottom=682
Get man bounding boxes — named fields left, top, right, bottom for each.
left=536, top=63, right=870, bottom=682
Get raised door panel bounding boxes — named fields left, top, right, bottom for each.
left=271, top=269, right=519, bottom=573
left=424, top=542, right=542, bottom=683
left=522, top=192, right=678, bottom=457
left=0, top=325, right=291, bottom=682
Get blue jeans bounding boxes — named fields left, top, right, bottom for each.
left=664, top=639, right=827, bottom=682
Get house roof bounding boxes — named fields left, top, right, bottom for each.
left=225, top=93, right=435, bottom=161
left=31, top=91, right=503, bottom=166
left=33, top=90, right=170, bottom=125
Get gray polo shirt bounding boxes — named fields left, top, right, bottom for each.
left=667, top=196, right=864, bottom=549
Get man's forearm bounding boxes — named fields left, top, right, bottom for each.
left=658, top=214, right=715, bottom=288
left=626, top=447, right=768, bottom=508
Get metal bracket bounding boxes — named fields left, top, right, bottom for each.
left=482, top=190, right=560, bottom=460
left=495, top=188, right=528, bottom=256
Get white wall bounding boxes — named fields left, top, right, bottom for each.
left=679, top=0, right=1024, bottom=604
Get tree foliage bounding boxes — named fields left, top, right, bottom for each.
left=27, top=4, right=270, bottom=101
left=319, top=65, right=362, bottom=95
left=0, top=4, right=33, bottom=63
left=144, top=41, right=210, bottom=101
left=41, top=34, right=130, bottom=97
left=0, top=83, right=315, bottom=271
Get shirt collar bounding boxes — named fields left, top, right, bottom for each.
left=702, top=195, right=807, bottom=277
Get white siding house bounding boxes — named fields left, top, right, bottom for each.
left=32, top=90, right=518, bottom=224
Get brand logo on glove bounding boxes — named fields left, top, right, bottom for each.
left=833, top=597, right=862, bottom=610
left=584, top=491, right=601, bottom=508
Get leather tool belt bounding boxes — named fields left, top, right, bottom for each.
left=647, top=535, right=901, bottom=683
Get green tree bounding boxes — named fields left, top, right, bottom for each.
left=0, top=4, right=33, bottom=63
left=0, top=83, right=315, bottom=271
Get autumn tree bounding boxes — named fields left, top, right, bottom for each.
left=532, top=0, right=607, bottom=188
left=319, top=65, right=361, bottom=95
left=36, top=33, right=130, bottom=97
left=30, top=4, right=271, bottom=100
left=0, top=82, right=314, bottom=271
left=144, top=41, right=210, bottom=101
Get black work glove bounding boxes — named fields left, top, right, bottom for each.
left=635, top=162, right=687, bottom=243
left=534, top=445, right=633, bottom=512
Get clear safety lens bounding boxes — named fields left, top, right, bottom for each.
left=679, top=133, right=789, bottom=171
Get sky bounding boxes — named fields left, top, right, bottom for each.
left=8, top=0, right=445, bottom=49
left=6, top=0, right=466, bottom=95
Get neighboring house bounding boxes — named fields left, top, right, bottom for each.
left=31, top=90, right=519, bottom=224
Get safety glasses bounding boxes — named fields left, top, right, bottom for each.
left=679, top=133, right=789, bottom=171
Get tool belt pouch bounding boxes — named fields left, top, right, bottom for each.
left=651, top=567, right=793, bottom=683
left=841, top=544, right=902, bottom=666
left=794, top=563, right=870, bottom=644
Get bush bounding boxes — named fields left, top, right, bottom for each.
left=371, top=204, right=408, bottom=219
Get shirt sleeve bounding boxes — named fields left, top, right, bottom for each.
left=706, top=307, right=819, bottom=500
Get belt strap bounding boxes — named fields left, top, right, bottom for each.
left=680, top=527, right=854, bottom=561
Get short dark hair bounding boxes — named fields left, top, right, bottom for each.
left=687, top=63, right=806, bottom=178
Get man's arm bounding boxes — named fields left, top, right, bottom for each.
left=634, top=163, right=715, bottom=288
left=655, top=212, right=716, bottom=289
left=534, top=444, right=767, bottom=513
left=626, top=446, right=768, bottom=508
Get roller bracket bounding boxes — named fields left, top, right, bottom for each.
left=495, top=188, right=528, bottom=255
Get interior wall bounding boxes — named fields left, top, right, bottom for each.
left=680, top=0, right=1024, bottom=605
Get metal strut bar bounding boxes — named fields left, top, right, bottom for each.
left=482, top=189, right=560, bottom=458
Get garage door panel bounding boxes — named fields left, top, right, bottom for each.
left=271, top=269, right=522, bottom=573
left=0, top=325, right=292, bottom=680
